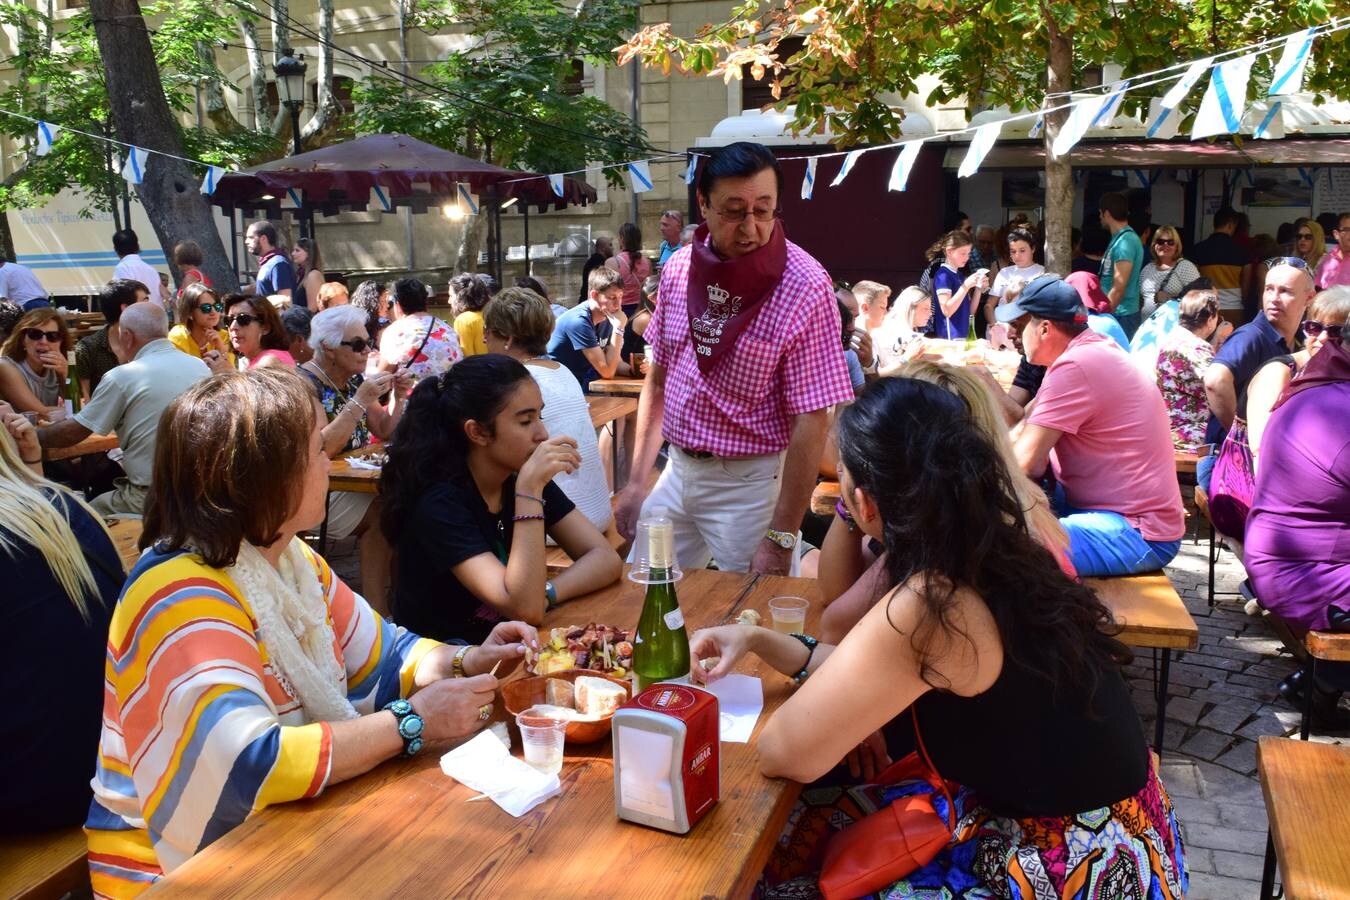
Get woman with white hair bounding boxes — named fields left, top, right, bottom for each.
left=874, top=286, right=934, bottom=372
left=298, top=305, right=409, bottom=612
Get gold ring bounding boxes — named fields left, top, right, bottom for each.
left=477, top=704, right=492, bottom=721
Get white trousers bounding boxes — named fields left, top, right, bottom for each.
left=634, top=446, right=800, bottom=575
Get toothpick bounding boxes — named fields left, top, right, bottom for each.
left=490, top=660, right=503, bottom=677
left=466, top=793, right=491, bottom=802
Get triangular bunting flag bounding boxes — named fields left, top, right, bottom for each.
left=1268, top=28, right=1314, bottom=96
left=1028, top=117, right=1044, bottom=139
left=829, top=149, right=863, bottom=187
left=684, top=155, right=697, bottom=186
left=801, top=158, right=817, bottom=200
left=457, top=183, right=480, bottom=215
left=35, top=121, right=59, bottom=156
left=958, top=122, right=1002, bottom=178
left=285, top=188, right=304, bottom=209
left=1145, top=98, right=1180, bottom=140
left=1251, top=102, right=1285, bottom=140
left=1192, top=53, right=1257, bottom=140
left=120, top=146, right=149, bottom=185
left=627, top=160, right=653, bottom=194
left=1148, top=58, right=1213, bottom=138
left=199, top=165, right=226, bottom=195
left=887, top=141, right=923, bottom=193
left=1051, top=98, right=1096, bottom=159
left=1091, top=88, right=1126, bottom=127
left=371, top=185, right=393, bottom=212
left=548, top=174, right=565, bottom=198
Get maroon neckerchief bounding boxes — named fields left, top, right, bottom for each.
left=1272, top=338, right=1350, bottom=411
left=257, top=248, right=285, bottom=269
left=685, top=221, right=788, bottom=375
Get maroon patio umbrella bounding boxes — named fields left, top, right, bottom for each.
left=209, top=133, right=596, bottom=213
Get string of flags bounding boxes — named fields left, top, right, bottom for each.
left=5, top=14, right=1347, bottom=208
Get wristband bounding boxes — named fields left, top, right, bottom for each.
left=513, top=513, right=545, bottom=523
left=787, top=633, right=818, bottom=685
left=515, top=491, right=546, bottom=506
left=835, top=499, right=854, bottom=523
left=346, top=398, right=368, bottom=417
left=451, top=643, right=472, bottom=678
left=383, top=698, right=425, bottom=757
left=21, top=457, right=41, bottom=465
left=544, top=580, right=558, bottom=610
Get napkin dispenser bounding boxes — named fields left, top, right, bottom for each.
left=612, top=683, right=720, bottom=834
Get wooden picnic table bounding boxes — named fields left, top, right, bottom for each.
left=328, top=451, right=382, bottom=494
left=587, top=376, right=644, bottom=397
left=588, top=394, right=637, bottom=429
left=148, top=570, right=823, bottom=898
left=107, top=518, right=143, bottom=571
left=45, top=431, right=117, bottom=462
left=1258, top=737, right=1350, bottom=899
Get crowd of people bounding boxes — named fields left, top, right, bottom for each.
left=4, top=138, right=1349, bottom=898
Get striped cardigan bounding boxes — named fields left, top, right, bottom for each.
left=85, top=543, right=439, bottom=898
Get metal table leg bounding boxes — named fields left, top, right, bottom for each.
left=1259, top=830, right=1280, bottom=899
left=1154, top=649, right=1172, bottom=758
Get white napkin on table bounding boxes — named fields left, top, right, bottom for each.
left=702, top=674, right=764, bottom=743
left=439, top=730, right=561, bottom=816
left=344, top=457, right=382, bottom=470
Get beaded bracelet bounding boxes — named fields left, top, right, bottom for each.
left=515, top=491, right=546, bottom=506
left=513, top=513, right=545, bottom=523
left=787, top=633, right=818, bottom=685
left=835, top=499, right=857, bottom=532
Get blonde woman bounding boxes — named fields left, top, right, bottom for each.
left=316, top=281, right=350, bottom=311
left=168, top=283, right=233, bottom=368
left=0, top=307, right=70, bottom=414
left=1293, top=218, right=1326, bottom=272
left=0, top=398, right=123, bottom=831
left=1138, top=224, right=1201, bottom=317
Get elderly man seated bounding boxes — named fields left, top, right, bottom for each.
left=1001, top=275, right=1185, bottom=577
left=38, top=302, right=210, bottom=516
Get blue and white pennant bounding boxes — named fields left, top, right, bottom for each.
left=120, top=146, right=149, bottom=184
left=1192, top=54, right=1258, bottom=140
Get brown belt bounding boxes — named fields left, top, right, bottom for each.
left=674, top=445, right=716, bottom=460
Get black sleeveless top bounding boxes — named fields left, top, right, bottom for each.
left=882, top=646, right=1148, bottom=818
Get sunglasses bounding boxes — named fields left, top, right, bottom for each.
left=1265, top=256, right=1310, bottom=270
left=1154, top=238, right=1176, bottom=246
left=339, top=337, right=374, bottom=353
left=198, top=301, right=225, bottom=315
left=24, top=327, right=61, bottom=343
left=1303, top=320, right=1344, bottom=341
left=223, top=313, right=262, bottom=328
left=1297, top=232, right=1315, bottom=240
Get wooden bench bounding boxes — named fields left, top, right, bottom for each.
left=1258, top=737, right=1350, bottom=899
left=1174, top=448, right=1202, bottom=477
left=1298, top=630, right=1350, bottom=740
left=545, top=520, right=627, bottom=573
left=0, top=826, right=90, bottom=899
left=810, top=480, right=840, bottom=518
left=1085, top=572, right=1199, bottom=757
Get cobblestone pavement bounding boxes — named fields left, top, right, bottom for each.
left=326, top=532, right=1348, bottom=898
left=1139, top=536, right=1348, bottom=899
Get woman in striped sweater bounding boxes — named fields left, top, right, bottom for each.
left=85, top=368, right=537, bottom=897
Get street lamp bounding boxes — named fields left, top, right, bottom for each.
left=274, top=47, right=306, bottom=157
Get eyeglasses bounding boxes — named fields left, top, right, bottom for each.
left=339, top=337, right=374, bottom=353
left=1153, top=238, right=1176, bottom=246
left=198, top=301, right=225, bottom=315
left=711, top=206, right=780, bottom=225
left=24, top=327, right=61, bottom=343
left=223, top=313, right=262, bottom=328
left=1265, top=256, right=1310, bottom=270
left=1302, top=320, right=1344, bottom=342
left=1297, top=232, right=1315, bottom=241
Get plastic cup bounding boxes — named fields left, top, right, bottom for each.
left=768, top=596, right=809, bottom=635
left=516, top=706, right=568, bottom=775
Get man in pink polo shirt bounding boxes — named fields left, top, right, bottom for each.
left=1314, top=212, right=1350, bottom=289
left=1000, top=275, right=1185, bottom=577
left=614, top=142, right=854, bottom=575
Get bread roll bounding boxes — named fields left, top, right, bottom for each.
left=574, top=676, right=627, bottom=717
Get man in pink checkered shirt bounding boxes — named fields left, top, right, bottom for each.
left=615, top=142, right=854, bottom=576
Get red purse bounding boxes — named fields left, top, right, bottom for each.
left=818, top=709, right=956, bottom=900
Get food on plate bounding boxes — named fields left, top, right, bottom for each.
left=545, top=678, right=576, bottom=709
left=698, top=656, right=720, bottom=673
left=524, top=624, right=633, bottom=676
left=574, top=676, right=627, bottom=717
left=735, top=609, right=763, bottom=626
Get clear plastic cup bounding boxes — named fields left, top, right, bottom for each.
left=516, top=706, right=568, bottom=775
left=768, top=595, right=809, bottom=635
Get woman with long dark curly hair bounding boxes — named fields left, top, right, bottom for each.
left=380, top=355, right=621, bottom=643
left=690, top=377, right=1187, bottom=898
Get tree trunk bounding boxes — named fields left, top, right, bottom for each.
left=1042, top=20, right=1074, bottom=274
left=240, top=19, right=272, bottom=132
left=270, top=0, right=289, bottom=66
left=300, top=0, right=341, bottom=142
left=197, top=40, right=247, bottom=135
left=90, top=0, right=236, bottom=292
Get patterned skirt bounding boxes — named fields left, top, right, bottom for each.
left=761, top=759, right=1187, bottom=899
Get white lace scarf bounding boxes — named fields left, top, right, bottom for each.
left=226, top=539, right=359, bottom=723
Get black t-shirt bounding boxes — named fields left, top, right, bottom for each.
left=1012, top=355, right=1046, bottom=398
left=391, top=475, right=575, bottom=643
left=0, top=495, right=122, bottom=833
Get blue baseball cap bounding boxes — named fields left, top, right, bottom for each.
left=994, top=274, right=1088, bottom=324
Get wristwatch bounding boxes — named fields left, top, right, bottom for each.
left=765, top=528, right=797, bottom=550
left=383, top=698, right=425, bottom=757
left=862, top=356, right=879, bottom=375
